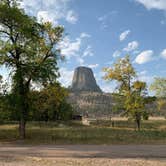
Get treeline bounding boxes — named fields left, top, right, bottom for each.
left=0, top=82, right=74, bottom=124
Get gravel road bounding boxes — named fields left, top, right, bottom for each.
left=0, top=144, right=166, bottom=166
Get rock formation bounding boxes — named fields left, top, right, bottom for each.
left=71, top=66, right=102, bottom=92
left=67, top=66, right=114, bottom=117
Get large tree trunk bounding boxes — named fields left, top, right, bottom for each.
left=19, top=118, right=26, bottom=139
left=15, top=67, right=29, bottom=139
left=136, top=118, right=140, bottom=131
left=135, top=113, right=141, bottom=131
left=18, top=84, right=27, bottom=139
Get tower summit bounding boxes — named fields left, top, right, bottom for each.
left=71, top=66, right=102, bottom=92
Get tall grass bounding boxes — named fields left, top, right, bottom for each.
left=0, top=120, right=165, bottom=144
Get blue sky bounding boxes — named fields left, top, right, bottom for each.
left=1, top=0, right=166, bottom=94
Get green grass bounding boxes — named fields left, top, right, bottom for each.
left=0, top=120, right=166, bottom=145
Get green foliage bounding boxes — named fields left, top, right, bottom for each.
left=150, top=78, right=166, bottom=117
left=150, top=77, right=166, bottom=98
left=29, top=83, right=73, bottom=121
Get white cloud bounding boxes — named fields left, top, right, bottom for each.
left=87, top=64, right=99, bottom=69
left=112, top=50, right=121, bottom=58
left=58, top=32, right=91, bottom=59
left=119, top=30, right=131, bottom=41
left=135, top=0, right=166, bottom=10
left=135, top=50, right=154, bottom=64
left=21, top=0, right=78, bottom=24
left=58, top=67, right=74, bottom=87
left=20, top=0, right=42, bottom=14
left=123, top=41, right=139, bottom=52
left=82, top=46, right=94, bottom=57
left=58, top=36, right=82, bottom=58
left=37, top=11, right=58, bottom=24
left=80, top=33, right=91, bottom=38
left=161, top=49, right=166, bottom=59
left=66, top=10, right=78, bottom=24
left=58, top=32, right=92, bottom=66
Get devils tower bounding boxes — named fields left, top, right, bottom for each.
left=68, top=66, right=113, bottom=117
left=71, top=66, right=102, bottom=92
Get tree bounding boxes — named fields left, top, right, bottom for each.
left=150, top=78, right=166, bottom=116
left=103, top=56, right=147, bottom=130
left=0, top=0, right=64, bottom=138
left=150, top=78, right=166, bottom=98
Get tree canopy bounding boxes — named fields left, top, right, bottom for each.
left=103, top=55, right=136, bottom=94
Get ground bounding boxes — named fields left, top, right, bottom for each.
left=0, top=144, right=166, bottom=166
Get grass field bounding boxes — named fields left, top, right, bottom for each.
left=0, top=119, right=166, bottom=145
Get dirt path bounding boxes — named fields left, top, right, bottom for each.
left=0, top=145, right=166, bottom=166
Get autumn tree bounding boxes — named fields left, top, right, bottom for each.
left=103, top=55, right=147, bottom=130
left=0, top=0, right=64, bottom=138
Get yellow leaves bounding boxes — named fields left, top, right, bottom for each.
left=103, top=55, right=135, bottom=89
left=43, top=22, right=53, bottom=31
left=133, top=81, right=146, bottom=91
left=103, top=67, right=116, bottom=80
